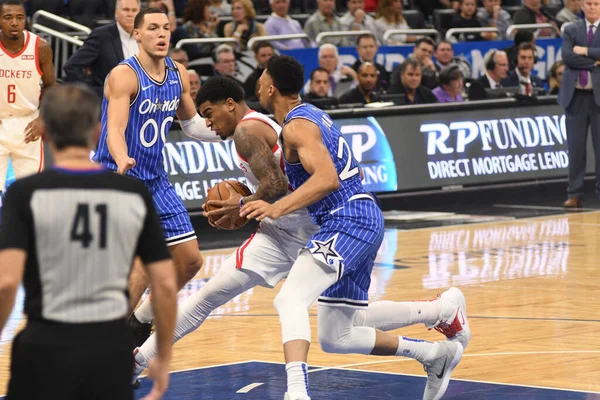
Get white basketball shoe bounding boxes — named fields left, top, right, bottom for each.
left=428, top=287, right=471, bottom=350
left=423, top=340, right=464, bottom=400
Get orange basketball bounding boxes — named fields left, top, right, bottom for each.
left=206, top=180, right=252, bottom=230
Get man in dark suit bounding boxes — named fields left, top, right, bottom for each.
left=339, top=62, right=378, bottom=105
left=503, top=30, right=535, bottom=71
left=559, top=0, right=600, bottom=208
left=387, top=57, right=438, bottom=105
left=390, top=37, right=438, bottom=91
left=501, top=42, right=546, bottom=92
left=302, top=67, right=339, bottom=109
left=469, top=49, right=510, bottom=100
left=350, top=33, right=389, bottom=91
left=63, top=0, right=141, bottom=98
left=512, top=0, right=560, bottom=37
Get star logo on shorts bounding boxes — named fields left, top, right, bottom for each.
left=309, top=234, right=343, bottom=265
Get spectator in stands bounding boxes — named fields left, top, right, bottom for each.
left=374, top=0, right=413, bottom=45
left=172, top=0, right=220, bottom=60
left=503, top=30, right=535, bottom=71
left=210, top=0, right=232, bottom=15
left=339, top=63, right=379, bottom=104
left=432, top=65, right=464, bottom=103
left=213, top=44, right=241, bottom=82
left=501, top=42, right=546, bottom=92
left=433, top=40, right=473, bottom=79
left=481, top=49, right=509, bottom=88
left=303, top=67, right=340, bottom=107
left=147, top=0, right=177, bottom=31
left=224, top=0, right=267, bottom=51
left=63, top=0, right=140, bottom=98
left=188, top=70, right=201, bottom=102
left=513, top=0, right=559, bottom=37
left=548, top=60, right=564, bottom=95
left=264, top=0, right=307, bottom=49
left=351, top=33, right=390, bottom=90
left=477, top=0, right=513, bottom=40
left=387, top=57, right=438, bottom=104
left=556, top=0, right=583, bottom=23
left=451, top=0, right=496, bottom=42
left=468, top=49, right=510, bottom=100
left=434, top=41, right=453, bottom=72
left=243, top=42, right=274, bottom=99
left=304, top=0, right=353, bottom=47
left=169, top=48, right=190, bottom=68
left=340, top=0, right=378, bottom=34
left=304, top=44, right=357, bottom=97
left=390, top=37, right=437, bottom=90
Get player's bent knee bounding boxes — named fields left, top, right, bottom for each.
left=186, top=253, right=203, bottom=277
left=318, top=330, right=348, bottom=354
left=273, top=290, right=290, bottom=316
left=175, top=252, right=203, bottom=282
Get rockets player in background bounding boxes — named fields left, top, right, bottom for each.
left=242, top=55, right=471, bottom=400
left=93, top=8, right=219, bottom=348
left=130, top=75, right=320, bottom=385
left=0, top=0, right=56, bottom=194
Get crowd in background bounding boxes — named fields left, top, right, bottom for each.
left=25, top=0, right=574, bottom=109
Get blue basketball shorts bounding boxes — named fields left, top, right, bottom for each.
left=144, top=177, right=197, bottom=246
left=306, top=194, right=384, bottom=307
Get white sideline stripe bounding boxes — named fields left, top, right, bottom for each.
left=236, top=382, right=264, bottom=393
left=493, top=203, right=600, bottom=212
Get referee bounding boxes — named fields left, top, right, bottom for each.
left=0, top=84, right=177, bottom=400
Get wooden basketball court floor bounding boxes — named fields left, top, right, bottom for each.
left=1, top=208, right=600, bottom=399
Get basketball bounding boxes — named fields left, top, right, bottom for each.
left=206, top=180, right=252, bottom=230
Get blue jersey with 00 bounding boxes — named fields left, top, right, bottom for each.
left=282, top=103, right=365, bottom=223
left=93, top=56, right=182, bottom=181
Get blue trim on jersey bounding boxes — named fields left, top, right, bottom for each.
left=93, top=56, right=183, bottom=181
left=282, top=103, right=365, bottom=224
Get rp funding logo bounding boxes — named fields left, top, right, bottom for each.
left=337, top=117, right=398, bottom=193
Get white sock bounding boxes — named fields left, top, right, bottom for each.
left=286, top=361, right=309, bottom=398
left=396, top=336, right=438, bottom=364
left=134, top=297, right=154, bottom=324
left=364, top=299, right=441, bottom=331
left=137, top=264, right=257, bottom=363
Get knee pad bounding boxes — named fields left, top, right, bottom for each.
left=318, top=306, right=376, bottom=355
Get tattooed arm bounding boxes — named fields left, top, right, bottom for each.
left=203, top=120, right=288, bottom=227
left=235, top=121, right=288, bottom=204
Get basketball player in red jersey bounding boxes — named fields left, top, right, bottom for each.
left=0, top=0, right=56, bottom=193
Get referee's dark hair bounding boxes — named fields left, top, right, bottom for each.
left=40, top=84, right=101, bottom=150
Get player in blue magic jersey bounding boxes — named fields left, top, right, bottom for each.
left=92, top=8, right=222, bottom=356
left=241, top=55, right=471, bottom=400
